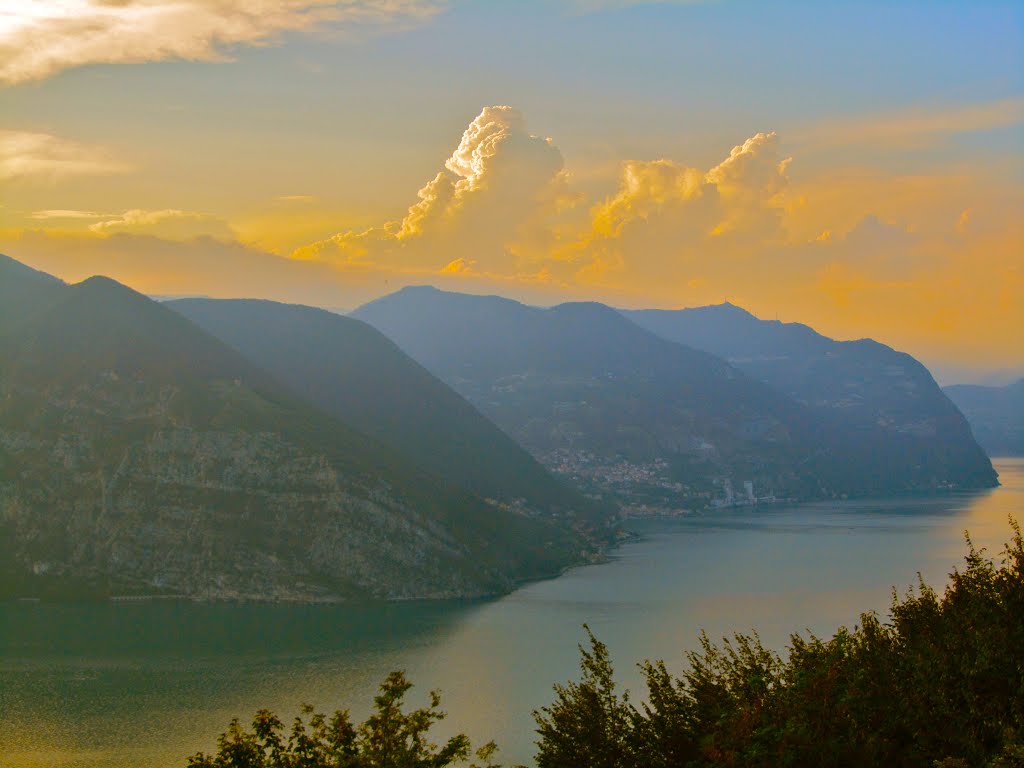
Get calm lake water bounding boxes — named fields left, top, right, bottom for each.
left=3, top=457, right=1022, bottom=768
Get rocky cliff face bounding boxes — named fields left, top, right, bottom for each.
left=0, top=376, right=519, bottom=600
left=0, top=259, right=583, bottom=601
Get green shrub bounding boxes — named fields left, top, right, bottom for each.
left=535, top=520, right=1024, bottom=768
left=187, top=670, right=518, bottom=768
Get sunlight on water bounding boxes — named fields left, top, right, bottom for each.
left=2, top=458, right=1021, bottom=768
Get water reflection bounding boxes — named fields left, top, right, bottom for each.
left=1, top=601, right=484, bottom=767
left=1, top=458, right=1020, bottom=768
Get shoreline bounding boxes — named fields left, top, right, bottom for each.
left=2, top=479, right=1004, bottom=606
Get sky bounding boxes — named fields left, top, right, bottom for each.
left=1, top=0, right=1022, bottom=383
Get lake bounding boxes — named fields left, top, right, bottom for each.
left=2, top=457, right=1021, bottom=768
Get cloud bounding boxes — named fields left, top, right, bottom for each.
left=794, top=97, right=1024, bottom=151
left=568, top=131, right=791, bottom=287
left=0, top=0, right=445, bottom=85
left=810, top=214, right=928, bottom=282
left=0, top=228, right=575, bottom=312
left=296, top=105, right=568, bottom=275
left=842, top=214, right=915, bottom=251
left=440, top=257, right=476, bottom=274
left=400, top=105, right=566, bottom=246
left=286, top=110, right=1021, bottom=372
left=0, top=130, right=132, bottom=180
left=0, top=229, right=369, bottom=308
left=30, top=209, right=108, bottom=220
left=88, top=208, right=236, bottom=240
left=274, top=194, right=318, bottom=203
left=11, top=103, right=1015, bottom=371
left=595, top=130, right=790, bottom=239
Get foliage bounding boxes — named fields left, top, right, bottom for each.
left=534, top=625, right=634, bottom=768
left=186, top=671, right=519, bottom=768
left=535, top=519, right=1024, bottom=768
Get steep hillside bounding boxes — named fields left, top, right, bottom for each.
left=0, top=253, right=65, bottom=325
left=624, top=303, right=997, bottom=488
left=0, top=257, right=583, bottom=600
left=166, top=298, right=601, bottom=523
left=944, top=380, right=1024, bottom=457
left=355, top=287, right=888, bottom=509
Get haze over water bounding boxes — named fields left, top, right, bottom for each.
left=3, top=458, right=1021, bottom=768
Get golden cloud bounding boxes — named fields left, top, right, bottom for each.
left=0, top=0, right=445, bottom=85
left=5, top=104, right=1019, bottom=373
left=29, top=209, right=108, bottom=220
left=286, top=108, right=1020, bottom=366
left=88, top=208, right=236, bottom=240
left=0, top=130, right=132, bottom=180
left=564, top=130, right=792, bottom=288
left=296, top=105, right=568, bottom=275
left=0, top=229, right=366, bottom=307
left=794, top=96, right=1024, bottom=151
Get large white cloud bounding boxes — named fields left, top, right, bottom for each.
left=567, top=131, right=792, bottom=287
left=0, top=0, right=444, bottom=84
left=293, top=117, right=801, bottom=295
left=6, top=102, right=1018, bottom=372
left=297, top=105, right=568, bottom=275
left=597, top=131, right=790, bottom=236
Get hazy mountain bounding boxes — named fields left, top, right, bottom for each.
left=944, top=380, right=1024, bottom=457
left=0, top=257, right=583, bottom=601
left=166, top=298, right=601, bottom=523
left=354, top=286, right=982, bottom=509
left=622, top=303, right=996, bottom=487
left=0, top=253, right=64, bottom=325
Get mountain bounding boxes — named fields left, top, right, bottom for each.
left=622, top=303, right=997, bottom=487
left=0, top=256, right=584, bottom=601
left=944, top=379, right=1024, bottom=457
left=165, top=298, right=600, bottom=523
left=354, top=286, right=965, bottom=510
left=0, top=253, right=64, bottom=325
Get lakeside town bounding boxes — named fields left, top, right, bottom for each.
left=543, top=449, right=788, bottom=517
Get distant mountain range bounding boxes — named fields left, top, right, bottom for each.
left=166, top=298, right=601, bottom=523
left=0, top=255, right=591, bottom=601
left=622, top=302, right=995, bottom=482
left=354, top=287, right=996, bottom=508
left=944, top=380, right=1024, bottom=457
left=0, top=252, right=1001, bottom=600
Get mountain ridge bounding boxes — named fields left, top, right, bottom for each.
left=354, top=287, right=996, bottom=507
left=0, top=256, right=586, bottom=601
left=944, top=379, right=1024, bottom=457
left=621, top=301, right=996, bottom=489
left=166, top=297, right=605, bottom=524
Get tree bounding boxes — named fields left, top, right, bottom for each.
left=536, top=520, right=1024, bottom=768
left=186, top=670, right=517, bottom=768
left=533, top=625, right=636, bottom=768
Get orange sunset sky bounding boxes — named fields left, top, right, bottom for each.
left=2, top=1, right=1022, bottom=383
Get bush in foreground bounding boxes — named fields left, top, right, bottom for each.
left=187, top=670, right=515, bottom=768
left=535, top=520, right=1024, bottom=767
